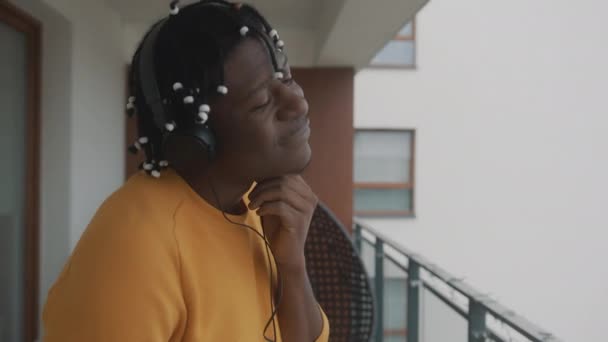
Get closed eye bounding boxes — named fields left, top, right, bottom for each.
left=282, top=77, right=295, bottom=86
left=251, top=97, right=271, bottom=112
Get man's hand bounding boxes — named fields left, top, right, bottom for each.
left=247, top=175, right=318, bottom=272
left=248, top=176, right=327, bottom=341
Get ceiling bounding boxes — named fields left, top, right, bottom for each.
left=104, top=0, right=325, bottom=30
left=107, top=0, right=430, bottom=69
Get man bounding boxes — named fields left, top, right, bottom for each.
left=43, top=1, right=330, bottom=341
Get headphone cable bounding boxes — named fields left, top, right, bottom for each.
left=209, top=175, right=282, bottom=342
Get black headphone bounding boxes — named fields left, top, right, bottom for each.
left=138, top=18, right=217, bottom=161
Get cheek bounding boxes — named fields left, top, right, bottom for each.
left=233, top=119, right=278, bottom=156
left=250, top=123, right=279, bottom=154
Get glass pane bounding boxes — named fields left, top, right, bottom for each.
left=360, top=239, right=376, bottom=278
left=398, top=21, right=413, bottom=37
left=371, top=40, right=415, bottom=66
left=355, top=188, right=412, bottom=213
left=0, top=21, right=27, bottom=342
left=361, top=239, right=379, bottom=339
left=383, top=257, right=408, bottom=342
left=421, top=288, right=468, bottom=342
left=354, top=131, right=412, bottom=183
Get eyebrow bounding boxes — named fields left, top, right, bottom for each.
left=242, top=54, right=290, bottom=102
left=244, top=78, right=273, bottom=101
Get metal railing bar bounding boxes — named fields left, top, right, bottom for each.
left=484, top=305, right=558, bottom=342
left=487, top=330, right=506, bottom=342
left=422, top=283, right=468, bottom=319
left=374, top=240, right=384, bottom=342
left=354, top=219, right=561, bottom=342
left=355, top=219, right=418, bottom=258
left=360, top=233, right=408, bottom=275
left=361, top=236, right=375, bottom=246
left=384, top=253, right=409, bottom=273
left=406, top=261, right=420, bottom=342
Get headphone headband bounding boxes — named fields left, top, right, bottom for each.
left=138, top=18, right=169, bottom=129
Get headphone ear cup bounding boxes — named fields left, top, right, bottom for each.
left=163, top=125, right=216, bottom=162
left=188, top=124, right=216, bottom=161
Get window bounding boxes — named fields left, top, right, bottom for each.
left=354, top=130, right=415, bottom=216
left=370, top=19, right=416, bottom=68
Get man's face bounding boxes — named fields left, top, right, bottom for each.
left=211, top=38, right=311, bottom=181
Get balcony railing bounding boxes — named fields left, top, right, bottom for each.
left=353, top=220, right=561, bottom=342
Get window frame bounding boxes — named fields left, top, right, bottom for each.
left=354, top=128, right=416, bottom=217
left=369, top=19, right=417, bottom=69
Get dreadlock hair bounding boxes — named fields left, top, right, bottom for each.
left=127, top=0, right=287, bottom=178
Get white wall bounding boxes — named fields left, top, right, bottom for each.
left=41, top=0, right=126, bottom=249
left=10, top=0, right=126, bottom=338
left=355, top=1, right=608, bottom=341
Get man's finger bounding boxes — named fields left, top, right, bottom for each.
left=248, top=177, right=286, bottom=200
left=249, top=176, right=309, bottom=204
left=257, top=201, right=298, bottom=231
left=248, top=186, right=306, bottom=212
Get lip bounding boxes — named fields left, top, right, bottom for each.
left=282, top=118, right=310, bottom=143
left=290, top=118, right=310, bottom=136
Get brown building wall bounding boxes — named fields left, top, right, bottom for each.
left=293, top=67, right=354, bottom=231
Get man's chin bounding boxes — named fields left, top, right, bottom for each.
left=295, top=154, right=312, bottom=174
left=292, top=145, right=312, bottom=174
left=272, top=146, right=312, bottom=177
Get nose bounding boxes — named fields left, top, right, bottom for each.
left=275, top=81, right=308, bottom=121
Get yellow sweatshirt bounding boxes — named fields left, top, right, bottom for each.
left=43, top=170, right=330, bottom=341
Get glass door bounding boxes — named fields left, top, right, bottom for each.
left=0, top=3, right=41, bottom=341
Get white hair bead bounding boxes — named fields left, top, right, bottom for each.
left=134, top=141, right=141, bottom=150
left=169, top=6, right=179, bottom=15
left=151, top=170, right=161, bottom=178
left=276, top=40, right=285, bottom=48
left=274, top=72, right=284, bottom=80
left=159, top=160, right=169, bottom=167
left=198, top=111, right=209, bottom=123
left=183, top=96, right=195, bottom=104
left=172, top=82, right=183, bottom=91
left=240, top=26, right=249, bottom=36
left=165, top=122, right=176, bottom=132
left=128, top=96, right=136, bottom=103
left=217, top=85, right=228, bottom=95
left=126, top=102, right=135, bottom=110
left=143, top=162, right=153, bottom=171
left=269, top=29, right=279, bottom=38
left=199, top=104, right=210, bottom=113
left=138, top=136, right=149, bottom=144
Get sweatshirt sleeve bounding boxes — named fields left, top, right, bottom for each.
left=42, top=206, right=186, bottom=342
left=314, top=303, right=330, bottom=342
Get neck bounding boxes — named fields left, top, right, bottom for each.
left=177, top=167, right=253, bottom=215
